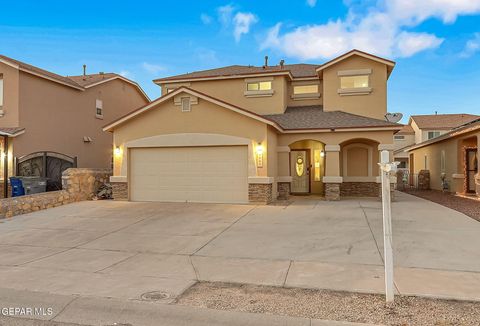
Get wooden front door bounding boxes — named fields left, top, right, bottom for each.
left=466, top=148, right=478, bottom=193
left=290, top=150, right=310, bottom=193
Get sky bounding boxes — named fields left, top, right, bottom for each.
left=1, top=0, right=480, bottom=123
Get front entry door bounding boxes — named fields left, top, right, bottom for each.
left=466, top=148, right=478, bottom=193
left=290, top=150, right=310, bottom=193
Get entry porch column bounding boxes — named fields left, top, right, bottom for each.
left=323, top=144, right=342, bottom=201
left=276, top=146, right=292, bottom=200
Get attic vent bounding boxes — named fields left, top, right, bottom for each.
left=181, top=97, right=191, bottom=112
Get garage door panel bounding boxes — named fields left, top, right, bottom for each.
left=130, top=146, right=248, bottom=203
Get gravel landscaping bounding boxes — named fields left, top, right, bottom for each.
left=401, top=189, right=480, bottom=222
left=177, top=282, right=480, bottom=326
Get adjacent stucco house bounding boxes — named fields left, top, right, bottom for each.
left=394, top=114, right=479, bottom=170
left=0, top=55, right=149, bottom=195
left=407, top=119, right=479, bottom=196
left=104, top=50, right=402, bottom=204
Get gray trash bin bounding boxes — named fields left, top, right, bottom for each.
left=19, top=177, right=48, bottom=195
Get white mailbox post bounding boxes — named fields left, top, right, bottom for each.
left=378, top=150, right=398, bottom=303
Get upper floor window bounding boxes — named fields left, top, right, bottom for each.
left=337, top=68, right=372, bottom=96
left=293, top=85, right=318, bottom=95
left=394, top=135, right=405, bottom=140
left=244, top=77, right=274, bottom=97
left=96, top=99, right=103, bottom=119
left=427, top=131, right=441, bottom=140
left=247, top=81, right=272, bottom=91
left=340, top=75, right=369, bottom=89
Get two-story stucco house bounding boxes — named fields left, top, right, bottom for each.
left=394, top=114, right=480, bottom=170
left=104, top=50, right=402, bottom=204
left=0, top=55, right=149, bottom=196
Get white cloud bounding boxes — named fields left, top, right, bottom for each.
left=306, top=0, right=317, bottom=7
left=260, top=0, right=480, bottom=59
left=233, top=12, right=258, bottom=42
left=200, top=13, right=212, bottom=25
left=142, top=62, right=166, bottom=74
left=217, top=4, right=235, bottom=27
left=460, top=33, right=480, bottom=58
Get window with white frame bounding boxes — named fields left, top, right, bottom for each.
left=246, top=81, right=272, bottom=91
left=181, top=97, right=191, bottom=112
left=427, top=131, right=441, bottom=139
left=95, top=99, right=103, bottom=118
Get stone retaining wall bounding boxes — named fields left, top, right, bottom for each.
left=0, top=168, right=112, bottom=219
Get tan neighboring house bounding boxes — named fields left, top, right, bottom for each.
left=407, top=118, right=480, bottom=196
left=104, top=50, right=402, bottom=204
left=0, top=55, right=149, bottom=196
left=394, top=114, right=480, bottom=170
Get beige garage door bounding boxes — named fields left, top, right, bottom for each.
left=129, top=146, right=248, bottom=203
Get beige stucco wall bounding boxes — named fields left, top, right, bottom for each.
left=323, top=55, right=388, bottom=120
left=394, top=133, right=415, bottom=152
left=12, top=73, right=147, bottom=169
left=0, top=62, right=20, bottom=127
left=409, top=130, right=479, bottom=193
left=111, top=95, right=271, bottom=178
left=161, top=76, right=289, bottom=115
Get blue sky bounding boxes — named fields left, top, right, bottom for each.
left=1, top=0, right=479, bottom=122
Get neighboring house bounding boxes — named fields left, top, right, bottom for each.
left=407, top=118, right=479, bottom=197
left=0, top=55, right=149, bottom=196
left=394, top=114, right=480, bottom=169
left=104, top=49, right=402, bottom=204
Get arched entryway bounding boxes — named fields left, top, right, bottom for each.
left=288, top=139, right=325, bottom=195
left=339, top=138, right=380, bottom=197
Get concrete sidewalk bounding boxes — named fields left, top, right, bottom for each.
left=0, top=287, right=376, bottom=326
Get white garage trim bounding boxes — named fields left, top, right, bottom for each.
left=119, top=133, right=257, bottom=178
left=129, top=146, right=249, bottom=203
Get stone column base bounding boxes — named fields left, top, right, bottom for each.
left=111, top=182, right=128, bottom=201
left=248, top=183, right=273, bottom=204
left=277, top=182, right=290, bottom=200
left=325, top=183, right=340, bottom=201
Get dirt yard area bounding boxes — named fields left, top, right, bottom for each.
left=177, top=282, right=480, bottom=326
left=401, top=189, right=480, bottom=222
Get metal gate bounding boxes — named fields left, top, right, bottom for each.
left=15, top=152, right=77, bottom=191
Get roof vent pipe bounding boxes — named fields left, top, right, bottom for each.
left=264, top=55, right=268, bottom=67
left=280, top=60, right=284, bottom=69
left=83, top=64, right=87, bottom=77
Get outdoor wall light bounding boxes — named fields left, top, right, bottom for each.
left=256, top=143, right=263, bottom=168
left=114, top=146, right=121, bottom=156
left=320, top=150, right=325, bottom=158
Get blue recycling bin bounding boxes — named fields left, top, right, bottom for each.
left=9, top=177, right=25, bottom=197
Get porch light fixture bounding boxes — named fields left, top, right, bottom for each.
left=320, top=150, right=325, bottom=158
left=256, top=143, right=263, bottom=168
left=114, top=146, right=121, bottom=157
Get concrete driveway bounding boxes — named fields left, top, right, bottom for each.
left=0, top=191, right=479, bottom=324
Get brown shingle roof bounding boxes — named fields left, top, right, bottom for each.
left=67, top=73, right=119, bottom=87
left=0, top=55, right=83, bottom=89
left=410, top=114, right=480, bottom=130
left=263, top=106, right=401, bottom=130
left=155, top=64, right=319, bottom=82
left=397, top=124, right=415, bottom=134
